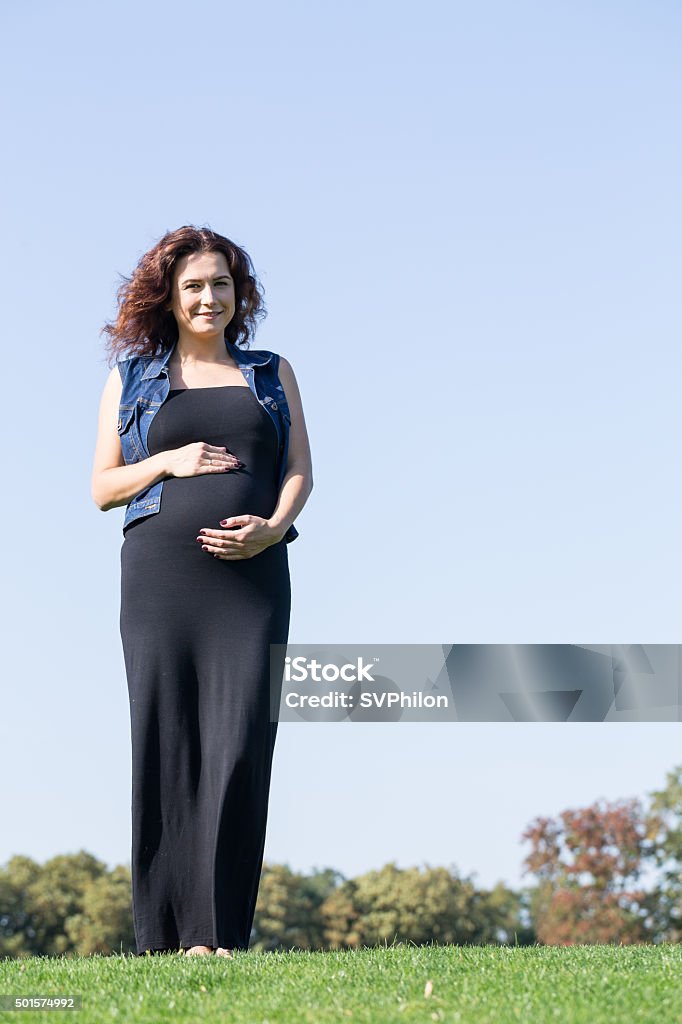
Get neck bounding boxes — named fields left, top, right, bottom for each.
left=172, top=333, right=230, bottom=366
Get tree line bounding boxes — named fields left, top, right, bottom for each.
left=2, top=765, right=681, bottom=957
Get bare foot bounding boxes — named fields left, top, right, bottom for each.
left=184, top=945, right=213, bottom=956
left=214, top=947, right=234, bottom=958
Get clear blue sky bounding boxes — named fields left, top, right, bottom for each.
left=1, top=0, right=681, bottom=894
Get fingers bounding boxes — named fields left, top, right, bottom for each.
left=200, top=448, right=243, bottom=473
left=196, top=529, right=243, bottom=548
left=201, top=444, right=243, bottom=468
left=196, top=536, right=247, bottom=559
left=204, top=459, right=242, bottom=473
left=195, top=528, right=251, bottom=559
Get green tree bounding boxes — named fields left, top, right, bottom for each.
left=253, top=863, right=341, bottom=950
left=645, top=762, right=682, bottom=942
left=0, top=852, right=134, bottom=958
left=64, top=865, right=135, bottom=955
left=320, top=862, right=523, bottom=948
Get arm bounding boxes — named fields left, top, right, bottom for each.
left=90, top=366, right=171, bottom=511
left=266, top=355, right=314, bottom=540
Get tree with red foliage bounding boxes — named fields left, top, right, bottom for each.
left=521, top=798, right=654, bottom=945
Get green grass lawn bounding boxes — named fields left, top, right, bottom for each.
left=1, top=943, right=681, bottom=1024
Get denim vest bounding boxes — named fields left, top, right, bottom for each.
left=116, top=337, right=299, bottom=543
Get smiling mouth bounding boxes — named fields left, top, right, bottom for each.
left=198, top=312, right=221, bottom=317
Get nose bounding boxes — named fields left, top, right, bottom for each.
left=198, top=284, right=219, bottom=305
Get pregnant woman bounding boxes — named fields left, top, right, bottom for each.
left=90, top=226, right=313, bottom=957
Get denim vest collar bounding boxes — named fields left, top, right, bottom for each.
left=141, top=338, right=274, bottom=380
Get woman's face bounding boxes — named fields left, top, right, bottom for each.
left=166, top=250, right=236, bottom=340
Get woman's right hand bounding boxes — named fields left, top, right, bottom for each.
left=165, top=442, right=244, bottom=478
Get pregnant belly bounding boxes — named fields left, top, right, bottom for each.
left=123, top=469, right=279, bottom=548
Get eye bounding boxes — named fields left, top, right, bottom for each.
left=184, top=281, right=231, bottom=288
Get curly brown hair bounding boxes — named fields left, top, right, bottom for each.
left=101, top=225, right=267, bottom=366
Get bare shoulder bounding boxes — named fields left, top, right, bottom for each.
left=277, top=354, right=300, bottom=392
left=275, top=354, right=311, bottom=473
left=277, top=353, right=295, bottom=373
left=108, top=361, right=124, bottom=385
left=96, top=364, right=123, bottom=426
left=276, top=354, right=307, bottom=422
left=102, top=363, right=123, bottom=400
left=92, top=363, right=126, bottom=481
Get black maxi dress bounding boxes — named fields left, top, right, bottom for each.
left=119, top=385, right=291, bottom=954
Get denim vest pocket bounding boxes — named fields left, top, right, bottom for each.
left=117, top=405, right=134, bottom=432
left=117, top=404, right=145, bottom=463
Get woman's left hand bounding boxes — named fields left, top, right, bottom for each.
left=196, top=515, right=284, bottom=560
